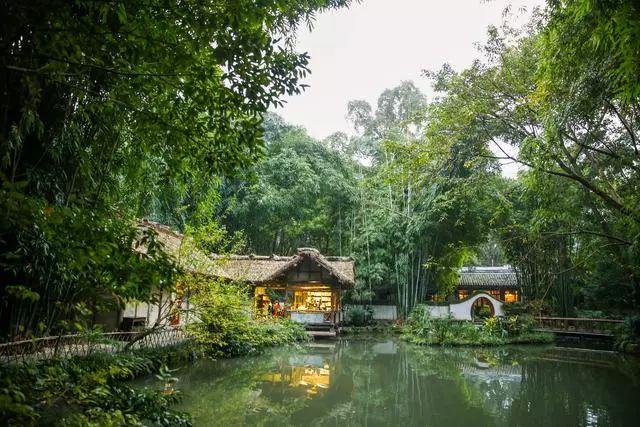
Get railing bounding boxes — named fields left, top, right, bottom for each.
left=0, top=327, right=188, bottom=365
left=534, top=317, right=623, bottom=336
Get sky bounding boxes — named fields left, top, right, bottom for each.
left=272, top=0, right=545, bottom=176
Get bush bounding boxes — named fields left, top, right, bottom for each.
left=480, top=317, right=504, bottom=338
left=502, top=301, right=528, bottom=316
left=503, top=300, right=551, bottom=317
left=345, top=306, right=373, bottom=326
left=185, top=278, right=309, bottom=357
left=575, top=309, right=609, bottom=319
left=503, top=314, right=536, bottom=335
left=615, top=314, right=640, bottom=352
left=404, top=307, right=480, bottom=345
left=623, top=315, right=640, bottom=338
left=473, top=304, right=493, bottom=320
left=403, top=304, right=552, bottom=346
left=0, top=345, right=194, bottom=426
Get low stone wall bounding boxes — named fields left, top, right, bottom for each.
left=425, top=293, right=504, bottom=321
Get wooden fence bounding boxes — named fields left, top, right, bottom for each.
left=0, top=327, right=188, bottom=365
left=534, top=317, right=623, bottom=336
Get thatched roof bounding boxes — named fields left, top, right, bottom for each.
left=138, top=219, right=184, bottom=254
left=137, top=220, right=355, bottom=287
left=210, top=248, right=355, bottom=287
left=457, top=266, right=518, bottom=289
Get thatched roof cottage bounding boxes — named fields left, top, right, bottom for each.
left=136, top=220, right=355, bottom=327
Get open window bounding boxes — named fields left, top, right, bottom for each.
left=292, top=289, right=333, bottom=312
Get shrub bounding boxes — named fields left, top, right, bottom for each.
left=575, top=309, right=609, bottom=319
left=615, top=314, right=640, bottom=352
left=184, top=278, right=309, bottom=358
left=404, top=306, right=480, bottom=345
left=345, top=306, right=373, bottom=326
left=503, top=314, right=535, bottom=336
left=503, top=300, right=552, bottom=317
left=403, top=305, right=432, bottom=337
left=473, top=304, right=493, bottom=320
left=523, top=299, right=553, bottom=316
left=502, top=301, right=528, bottom=316
left=622, top=315, right=640, bottom=338
left=403, top=304, right=552, bottom=346
left=0, top=345, right=194, bottom=426
left=480, top=317, right=504, bottom=338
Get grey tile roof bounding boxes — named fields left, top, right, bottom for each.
left=457, top=266, right=518, bottom=289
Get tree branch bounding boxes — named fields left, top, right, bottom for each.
left=540, top=230, right=632, bottom=246
left=605, top=99, right=639, bottom=159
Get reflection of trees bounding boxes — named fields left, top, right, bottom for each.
left=508, top=351, right=640, bottom=426
left=170, top=340, right=640, bottom=426
left=406, top=345, right=640, bottom=427
left=309, top=338, right=500, bottom=426
left=400, top=344, right=509, bottom=426
left=174, top=351, right=310, bottom=425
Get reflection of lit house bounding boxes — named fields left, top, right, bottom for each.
left=262, top=363, right=331, bottom=396
left=211, top=248, right=355, bottom=327
left=456, top=266, right=520, bottom=303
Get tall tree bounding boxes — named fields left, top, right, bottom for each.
left=218, top=113, right=358, bottom=255
left=422, top=7, right=640, bottom=314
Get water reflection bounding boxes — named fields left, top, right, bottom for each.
left=261, top=346, right=333, bottom=396
left=173, top=338, right=640, bottom=426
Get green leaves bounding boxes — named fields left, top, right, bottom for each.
left=0, top=347, right=195, bottom=426
left=416, top=7, right=640, bottom=315
left=0, top=185, right=179, bottom=338
left=185, top=277, right=309, bottom=357
left=219, top=112, right=357, bottom=255
left=5, top=286, right=40, bottom=303
left=1, top=0, right=353, bottom=340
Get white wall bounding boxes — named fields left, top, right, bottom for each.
left=424, top=305, right=450, bottom=319
left=121, top=291, right=187, bottom=328
left=346, top=305, right=398, bottom=321
left=424, top=293, right=504, bottom=321
left=370, top=305, right=397, bottom=320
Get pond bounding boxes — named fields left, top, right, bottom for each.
left=161, top=337, right=640, bottom=426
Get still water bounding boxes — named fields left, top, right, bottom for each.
left=170, top=337, right=640, bottom=426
